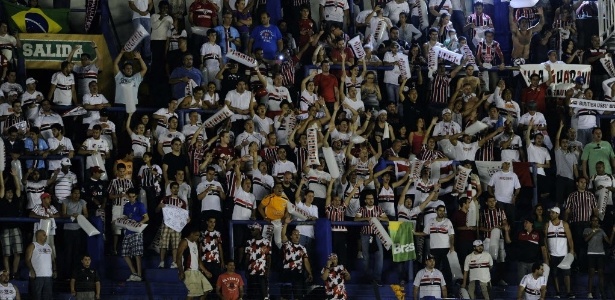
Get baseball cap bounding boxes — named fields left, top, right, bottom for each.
left=473, top=240, right=483, bottom=247
left=575, top=76, right=585, bottom=84
left=526, top=101, right=537, bottom=110
left=549, top=207, right=560, bottom=214
left=90, top=166, right=105, bottom=173
left=8, top=91, right=17, bottom=96
left=378, top=109, right=387, bottom=116
left=61, top=157, right=72, bottom=166
left=41, top=192, right=51, bottom=199
left=442, top=108, right=452, bottom=115
left=26, top=78, right=37, bottom=85
left=425, top=254, right=435, bottom=261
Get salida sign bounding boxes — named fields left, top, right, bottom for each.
left=21, top=40, right=97, bottom=61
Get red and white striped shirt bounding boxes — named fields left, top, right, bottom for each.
left=563, top=190, right=596, bottom=223
left=356, top=206, right=386, bottom=235
left=326, top=205, right=347, bottom=231
left=480, top=208, right=506, bottom=239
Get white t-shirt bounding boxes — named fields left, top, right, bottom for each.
left=200, top=42, right=222, bottom=70
left=81, top=137, right=110, bottom=168
left=432, top=121, right=462, bottom=137
left=453, top=141, right=479, bottom=161
left=197, top=180, right=224, bottom=212
left=383, top=52, right=402, bottom=85
left=295, top=202, right=318, bottom=238
left=519, top=274, right=547, bottom=300
left=320, top=0, right=349, bottom=23
left=429, top=0, right=452, bottom=14
left=488, top=170, right=521, bottom=204
left=129, top=0, right=151, bottom=19
left=47, top=136, right=74, bottom=170
left=232, top=186, right=256, bottom=220
left=115, top=73, right=143, bottom=105
left=424, top=218, right=454, bottom=249
left=225, top=90, right=253, bottom=121
left=385, top=1, right=410, bottom=24
left=306, top=168, right=331, bottom=199
left=527, top=143, right=551, bottom=176
left=82, top=94, right=109, bottom=124
left=463, top=251, right=493, bottom=283
left=496, top=133, right=523, bottom=162
left=51, top=72, right=75, bottom=105
left=265, top=83, right=291, bottom=113
left=272, top=160, right=297, bottom=179
left=252, top=115, right=273, bottom=135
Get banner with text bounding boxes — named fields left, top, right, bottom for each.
left=19, top=34, right=113, bottom=94
left=389, top=221, right=416, bottom=262
left=519, top=64, right=591, bottom=98
left=569, top=98, right=615, bottom=111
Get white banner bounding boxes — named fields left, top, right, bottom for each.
left=227, top=48, right=258, bottom=68
left=162, top=205, right=189, bottom=232
left=464, top=121, right=488, bottom=135
left=306, top=124, right=319, bottom=166
left=123, top=24, right=149, bottom=52
left=454, top=166, right=471, bottom=194
left=519, top=64, right=591, bottom=98
left=348, top=36, right=365, bottom=59
left=600, top=54, right=615, bottom=78
left=398, top=54, right=411, bottom=79
left=370, top=217, right=393, bottom=250
left=596, top=188, right=610, bottom=221
left=475, top=161, right=504, bottom=187
left=569, top=98, right=615, bottom=111
left=434, top=46, right=463, bottom=65
left=204, top=106, right=233, bottom=128
left=603, top=77, right=615, bottom=101
left=509, top=0, right=539, bottom=8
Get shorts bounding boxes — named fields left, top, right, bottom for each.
left=122, top=233, right=144, bottom=257
left=587, top=254, right=605, bottom=270
left=112, top=205, right=123, bottom=235
left=160, top=224, right=181, bottom=250
left=549, top=255, right=571, bottom=276
left=1, top=228, right=22, bottom=255
left=183, top=269, right=213, bottom=297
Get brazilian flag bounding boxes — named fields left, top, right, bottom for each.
left=3, top=1, right=70, bottom=33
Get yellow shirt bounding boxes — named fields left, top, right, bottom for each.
left=261, top=194, right=288, bottom=220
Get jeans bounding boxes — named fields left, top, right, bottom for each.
left=451, top=10, right=466, bottom=38
left=576, top=128, right=593, bottom=147
left=132, top=18, right=152, bottom=60
left=385, top=83, right=400, bottom=105
left=30, top=277, right=53, bottom=300
left=361, top=235, right=383, bottom=281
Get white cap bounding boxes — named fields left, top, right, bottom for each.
left=26, top=78, right=37, bottom=85
left=61, top=157, right=72, bottom=166
left=549, top=207, right=560, bottom=214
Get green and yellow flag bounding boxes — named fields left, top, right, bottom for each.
left=3, top=1, right=70, bottom=34
left=389, top=221, right=416, bottom=262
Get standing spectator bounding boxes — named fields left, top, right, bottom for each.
left=113, top=50, right=147, bottom=106
left=258, top=183, right=289, bottom=248
left=0, top=171, right=22, bottom=279
left=70, top=254, right=100, bottom=300
left=488, top=161, right=520, bottom=222
left=478, top=195, right=509, bottom=286
left=355, top=191, right=388, bottom=285
left=128, top=0, right=153, bottom=62
left=29, top=193, right=60, bottom=256
left=108, top=164, right=135, bottom=255
left=413, top=254, right=448, bottom=299
left=544, top=207, right=574, bottom=299
left=54, top=158, right=78, bottom=204
left=584, top=35, right=610, bottom=100
left=319, top=0, right=349, bottom=30
left=81, top=81, right=110, bottom=129
left=68, top=42, right=101, bottom=99
left=177, top=226, right=213, bottom=299
left=188, top=0, right=219, bottom=54
left=280, top=219, right=314, bottom=299
left=581, top=128, right=615, bottom=179
left=564, top=177, right=597, bottom=272
left=200, top=29, right=222, bottom=89
left=169, top=53, right=204, bottom=99
left=33, top=101, right=63, bottom=140
left=452, top=197, right=477, bottom=265
left=314, top=61, right=339, bottom=112
left=48, top=61, right=77, bottom=106
left=23, top=128, right=49, bottom=171
left=554, top=122, right=578, bottom=206
left=150, top=1, right=173, bottom=64
left=0, top=22, right=19, bottom=62
left=517, top=262, right=547, bottom=300
left=247, top=12, right=283, bottom=60
left=153, top=99, right=179, bottom=138
left=200, top=217, right=223, bottom=285
left=26, top=230, right=55, bottom=300
left=583, top=217, right=615, bottom=299
left=513, top=218, right=548, bottom=283
left=461, top=240, right=493, bottom=299
left=122, top=188, right=149, bottom=282
left=61, top=188, right=88, bottom=279
left=230, top=163, right=256, bottom=261
left=225, top=79, right=255, bottom=135
left=214, top=11, right=241, bottom=60
left=520, top=67, right=552, bottom=114
left=418, top=204, right=454, bottom=287
left=156, top=182, right=187, bottom=268
left=196, top=167, right=226, bottom=226
left=321, top=253, right=351, bottom=300
left=525, top=120, right=551, bottom=200
left=382, top=42, right=406, bottom=106
left=216, top=260, right=244, bottom=300
left=162, top=137, right=190, bottom=186
left=244, top=223, right=270, bottom=300
left=82, top=166, right=107, bottom=223
left=79, top=124, right=110, bottom=170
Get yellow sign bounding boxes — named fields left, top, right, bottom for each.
left=18, top=33, right=113, bottom=96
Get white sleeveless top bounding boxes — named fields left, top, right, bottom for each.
left=186, top=239, right=199, bottom=271
left=31, top=242, right=53, bottom=277
left=547, top=220, right=568, bottom=257
left=0, top=283, right=17, bottom=300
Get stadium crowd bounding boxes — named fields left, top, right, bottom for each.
left=0, top=0, right=613, bottom=299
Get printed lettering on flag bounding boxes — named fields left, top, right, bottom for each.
left=519, top=64, right=592, bottom=98
left=348, top=35, right=366, bottom=59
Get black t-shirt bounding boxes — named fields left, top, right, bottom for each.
left=0, top=197, right=22, bottom=229
left=82, top=178, right=108, bottom=212
left=71, top=267, right=99, bottom=292
left=162, top=152, right=190, bottom=179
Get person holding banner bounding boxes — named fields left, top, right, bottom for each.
left=355, top=190, right=388, bottom=286
left=156, top=182, right=188, bottom=269
left=169, top=53, right=205, bottom=100
left=121, top=188, right=149, bottom=282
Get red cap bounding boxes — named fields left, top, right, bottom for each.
left=41, top=192, right=51, bottom=199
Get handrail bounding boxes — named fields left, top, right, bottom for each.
left=0, top=217, right=80, bottom=224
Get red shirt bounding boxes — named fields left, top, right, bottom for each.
left=298, top=19, right=315, bottom=48
left=521, top=83, right=548, bottom=113
left=314, top=73, right=339, bottom=103
left=451, top=210, right=476, bottom=241
left=189, top=1, right=218, bottom=28
left=216, top=272, right=244, bottom=300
